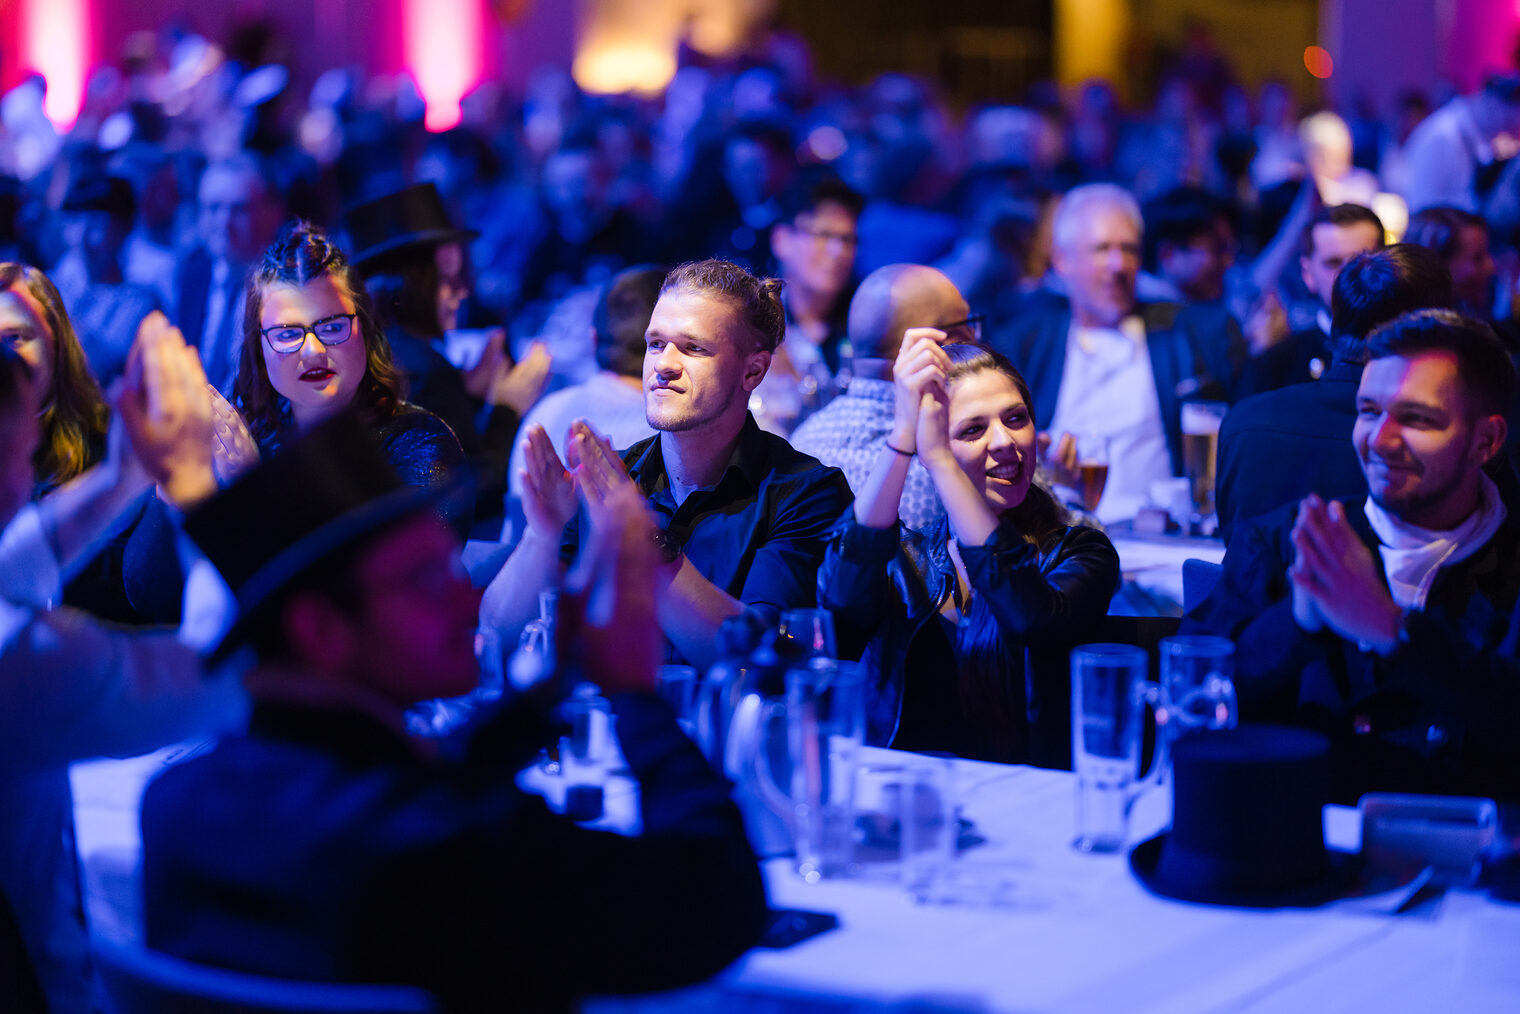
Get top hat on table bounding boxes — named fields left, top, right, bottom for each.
left=182, top=412, right=455, bottom=664
left=341, top=182, right=479, bottom=270
left=1129, top=725, right=1361, bottom=908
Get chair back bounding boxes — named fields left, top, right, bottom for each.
left=1181, top=558, right=1224, bottom=615
left=92, top=935, right=440, bottom=1014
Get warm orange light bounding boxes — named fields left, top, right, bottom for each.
left=22, top=0, right=90, bottom=130
left=406, top=0, right=484, bottom=132
left=573, top=39, right=677, bottom=95
left=1304, top=46, right=1334, bottom=79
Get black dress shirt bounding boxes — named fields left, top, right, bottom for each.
left=561, top=414, right=853, bottom=662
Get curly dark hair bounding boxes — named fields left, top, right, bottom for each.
left=233, top=221, right=403, bottom=446
left=0, top=262, right=110, bottom=494
left=942, top=342, right=1071, bottom=550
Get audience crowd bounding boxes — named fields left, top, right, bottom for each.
left=4, top=18, right=1520, bottom=1013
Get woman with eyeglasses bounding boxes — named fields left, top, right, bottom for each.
left=121, top=223, right=469, bottom=622
left=231, top=220, right=466, bottom=514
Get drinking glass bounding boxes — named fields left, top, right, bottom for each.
left=510, top=590, right=558, bottom=690
left=1075, top=433, right=1110, bottom=513
left=1071, top=644, right=1164, bottom=853
left=1158, top=635, right=1238, bottom=741
left=786, top=659, right=864, bottom=882
left=655, top=664, right=699, bottom=734
left=1180, top=402, right=1227, bottom=518
left=778, top=609, right=837, bottom=660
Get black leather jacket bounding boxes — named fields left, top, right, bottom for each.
left=819, top=512, right=1120, bottom=768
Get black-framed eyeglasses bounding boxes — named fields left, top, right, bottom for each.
left=260, top=313, right=358, bottom=355
left=940, top=315, right=985, bottom=344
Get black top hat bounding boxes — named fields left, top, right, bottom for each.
left=61, top=174, right=136, bottom=220
left=182, top=412, right=453, bottom=664
left=1129, top=725, right=1361, bottom=908
left=341, top=182, right=478, bottom=271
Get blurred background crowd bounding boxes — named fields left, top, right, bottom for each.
left=3, top=2, right=1517, bottom=413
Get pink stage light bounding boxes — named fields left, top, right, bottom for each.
left=405, top=0, right=484, bottom=132
left=22, top=0, right=90, bottom=129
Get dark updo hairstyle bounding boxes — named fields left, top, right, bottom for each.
left=660, top=259, right=786, bottom=354
left=233, top=221, right=403, bottom=447
left=941, top=342, right=1070, bottom=549
left=0, top=262, right=110, bottom=494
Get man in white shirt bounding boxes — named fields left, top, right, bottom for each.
left=1403, top=72, right=1520, bottom=215
left=993, top=183, right=1249, bottom=521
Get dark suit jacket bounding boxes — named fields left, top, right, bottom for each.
left=1182, top=500, right=1520, bottom=803
left=1215, top=360, right=1366, bottom=545
left=143, top=693, right=766, bottom=1013
left=989, top=293, right=1250, bottom=475
left=1251, top=326, right=1329, bottom=393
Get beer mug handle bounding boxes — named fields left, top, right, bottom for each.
left=726, top=694, right=794, bottom=826
left=1131, top=679, right=1170, bottom=799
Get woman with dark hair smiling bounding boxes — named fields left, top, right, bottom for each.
left=820, top=336, right=1120, bottom=766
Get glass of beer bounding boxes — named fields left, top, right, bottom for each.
left=1075, top=433, right=1110, bottom=513
left=1180, top=402, right=1227, bottom=518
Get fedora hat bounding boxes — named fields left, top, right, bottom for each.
left=182, top=412, right=456, bottom=664
left=1129, top=725, right=1361, bottom=908
left=341, top=182, right=478, bottom=270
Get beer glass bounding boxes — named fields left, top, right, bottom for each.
left=1180, top=402, right=1227, bottom=518
left=1071, top=644, right=1166, bottom=853
left=1158, top=635, right=1238, bottom=740
left=1075, top=433, right=1110, bottom=513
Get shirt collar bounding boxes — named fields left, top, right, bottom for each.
left=626, top=413, right=769, bottom=498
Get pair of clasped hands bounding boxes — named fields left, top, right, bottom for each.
left=519, top=420, right=665, bottom=694
left=1289, top=493, right=1403, bottom=653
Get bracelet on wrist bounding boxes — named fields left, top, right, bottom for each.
left=885, top=442, right=914, bottom=457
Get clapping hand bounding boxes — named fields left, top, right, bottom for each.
left=560, top=477, right=661, bottom=695
left=117, top=312, right=216, bottom=508
left=518, top=424, right=578, bottom=538
left=567, top=420, right=636, bottom=525
left=208, top=385, right=260, bottom=485
left=1289, top=494, right=1401, bottom=651
left=464, top=330, right=552, bottom=415
left=890, top=329, right=951, bottom=455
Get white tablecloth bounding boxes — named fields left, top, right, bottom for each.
left=73, top=745, right=1519, bottom=1014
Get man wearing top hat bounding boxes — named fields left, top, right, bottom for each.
left=1185, top=310, right=1520, bottom=803
left=344, top=182, right=551, bottom=535
left=139, top=412, right=766, bottom=1011
left=482, top=258, right=854, bottom=670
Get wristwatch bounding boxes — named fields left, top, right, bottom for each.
left=651, top=527, right=682, bottom=565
